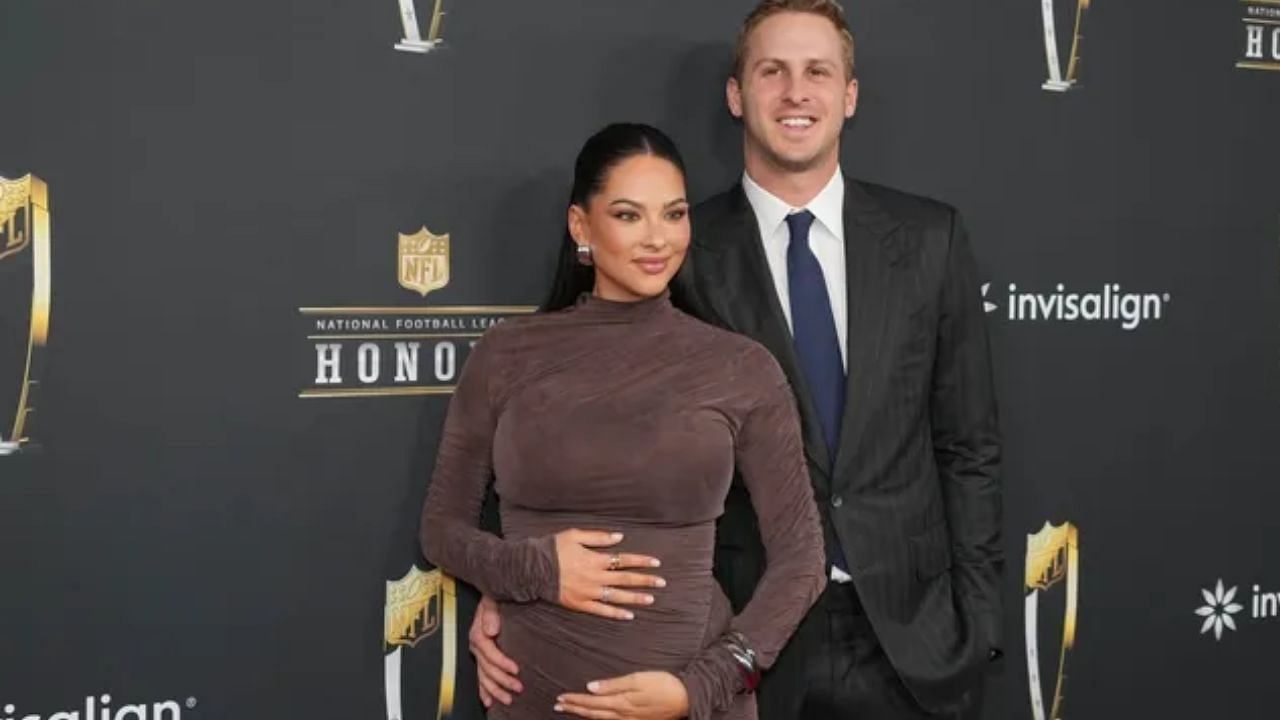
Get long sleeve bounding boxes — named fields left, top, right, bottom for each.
left=930, top=210, right=1004, bottom=656
left=418, top=330, right=559, bottom=603
left=678, top=352, right=827, bottom=719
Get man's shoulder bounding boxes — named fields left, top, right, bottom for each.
left=692, top=185, right=741, bottom=224
left=848, top=178, right=957, bottom=229
left=692, top=177, right=960, bottom=229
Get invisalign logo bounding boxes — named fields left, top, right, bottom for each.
left=981, top=282, right=1171, bottom=330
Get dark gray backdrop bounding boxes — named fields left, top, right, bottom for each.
left=2, top=0, right=1278, bottom=718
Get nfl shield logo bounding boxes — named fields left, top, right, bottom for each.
left=1024, top=521, right=1079, bottom=720
left=398, top=227, right=450, bottom=298
left=383, top=565, right=457, bottom=720
left=0, top=174, right=52, bottom=456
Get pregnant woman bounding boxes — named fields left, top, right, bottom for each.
left=420, top=123, right=825, bottom=720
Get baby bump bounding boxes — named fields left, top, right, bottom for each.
left=494, top=578, right=746, bottom=719
left=494, top=520, right=723, bottom=707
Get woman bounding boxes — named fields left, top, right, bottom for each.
left=420, top=124, right=825, bottom=720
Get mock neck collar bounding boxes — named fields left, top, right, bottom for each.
left=573, top=289, right=673, bottom=322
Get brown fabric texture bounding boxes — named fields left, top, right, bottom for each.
left=420, top=292, right=826, bottom=719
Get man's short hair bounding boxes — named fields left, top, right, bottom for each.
left=733, top=0, right=856, bottom=81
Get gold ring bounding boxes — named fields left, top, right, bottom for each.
left=608, top=553, right=621, bottom=571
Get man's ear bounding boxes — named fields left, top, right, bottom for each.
left=727, top=76, right=745, bottom=119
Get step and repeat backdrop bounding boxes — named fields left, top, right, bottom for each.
left=2, top=0, right=1278, bottom=718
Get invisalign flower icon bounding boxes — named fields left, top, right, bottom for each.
left=1196, top=579, right=1243, bottom=640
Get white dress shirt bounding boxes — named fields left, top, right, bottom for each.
left=741, top=169, right=848, bottom=370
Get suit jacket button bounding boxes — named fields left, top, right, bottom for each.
left=831, top=495, right=843, bottom=508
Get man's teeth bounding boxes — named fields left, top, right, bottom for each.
left=780, top=117, right=814, bottom=128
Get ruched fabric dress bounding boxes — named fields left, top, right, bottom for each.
left=420, top=292, right=826, bottom=719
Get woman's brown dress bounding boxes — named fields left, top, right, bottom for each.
left=420, top=293, right=826, bottom=719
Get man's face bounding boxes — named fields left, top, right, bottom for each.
left=728, top=12, right=858, bottom=174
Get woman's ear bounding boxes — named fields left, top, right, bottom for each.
left=567, top=204, right=588, bottom=246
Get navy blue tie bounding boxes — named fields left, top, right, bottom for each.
left=786, top=210, right=850, bottom=574
left=785, top=210, right=846, bottom=459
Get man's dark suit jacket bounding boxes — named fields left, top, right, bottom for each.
left=691, top=179, right=1003, bottom=714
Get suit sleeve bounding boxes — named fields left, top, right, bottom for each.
left=418, top=331, right=559, bottom=603
left=677, top=353, right=827, bottom=719
left=930, top=209, right=1004, bottom=657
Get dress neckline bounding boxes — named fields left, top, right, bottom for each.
left=573, top=289, right=673, bottom=323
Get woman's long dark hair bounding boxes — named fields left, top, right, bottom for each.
left=540, top=123, right=713, bottom=320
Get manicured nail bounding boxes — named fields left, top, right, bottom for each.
left=650, top=559, right=661, bottom=567
left=588, top=681, right=600, bottom=692
left=554, top=704, right=563, bottom=712
left=624, top=610, right=635, bottom=620
left=644, top=595, right=654, bottom=604
left=611, top=532, right=623, bottom=540
left=655, top=578, right=667, bottom=588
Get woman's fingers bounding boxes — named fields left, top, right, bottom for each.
left=578, top=600, right=635, bottom=620
left=609, top=552, right=662, bottom=570
left=605, top=570, right=666, bottom=589
left=556, top=692, right=625, bottom=719
left=573, top=529, right=625, bottom=548
left=595, top=588, right=654, bottom=607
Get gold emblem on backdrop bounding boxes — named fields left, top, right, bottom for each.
left=1025, top=522, right=1079, bottom=720
left=298, top=222, right=534, bottom=400
left=398, top=227, right=450, bottom=298
left=0, top=174, right=52, bottom=456
left=384, top=565, right=457, bottom=720
left=1039, top=0, right=1092, bottom=91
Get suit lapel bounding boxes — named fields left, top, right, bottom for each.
left=698, top=186, right=833, bottom=479
left=833, top=182, right=905, bottom=485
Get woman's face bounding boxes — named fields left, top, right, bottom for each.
left=569, top=154, right=691, bottom=302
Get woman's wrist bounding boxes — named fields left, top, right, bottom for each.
left=721, top=631, right=761, bottom=692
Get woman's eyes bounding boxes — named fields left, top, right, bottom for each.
left=613, top=209, right=687, bottom=222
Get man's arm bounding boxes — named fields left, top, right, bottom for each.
left=929, top=209, right=1004, bottom=659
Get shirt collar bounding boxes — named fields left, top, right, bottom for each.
left=741, top=167, right=845, bottom=241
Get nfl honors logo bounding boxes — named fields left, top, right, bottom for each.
left=1025, top=522, right=1079, bottom=720
left=384, top=565, right=458, bottom=720
left=1039, top=0, right=1093, bottom=91
left=1239, top=1, right=1280, bottom=71
left=0, top=173, right=52, bottom=456
left=399, top=227, right=450, bottom=298
left=395, top=0, right=447, bottom=53
left=298, top=221, right=533, bottom=399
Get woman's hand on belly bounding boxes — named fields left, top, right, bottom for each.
left=555, top=671, right=690, bottom=720
left=554, top=529, right=667, bottom=620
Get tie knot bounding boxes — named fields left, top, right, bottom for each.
left=785, top=210, right=816, bottom=247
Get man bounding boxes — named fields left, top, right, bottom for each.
left=470, top=1, right=1002, bottom=718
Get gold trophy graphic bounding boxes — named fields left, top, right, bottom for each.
left=1025, top=522, right=1079, bottom=720
left=0, top=174, right=52, bottom=456
left=384, top=565, right=458, bottom=720
left=1040, top=0, right=1092, bottom=91
left=395, top=0, right=447, bottom=53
